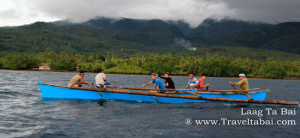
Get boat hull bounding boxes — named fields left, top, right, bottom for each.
left=39, top=83, right=268, bottom=103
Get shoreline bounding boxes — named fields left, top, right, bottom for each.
left=1, top=69, right=299, bottom=80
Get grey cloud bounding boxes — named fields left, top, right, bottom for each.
left=221, top=0, right=300, bottom=23
left=22, top=0, right=234, bottom=27
left=3, top=0, right=300, bottom=27
left=0, top=9, right=20, bottom=19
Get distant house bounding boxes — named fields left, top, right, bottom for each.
left=39, top=64, right=50, bottom=70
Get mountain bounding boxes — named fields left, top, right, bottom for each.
left=188, top=18, right=272, bottom=42
left=0, top=17, right=299, bottom=58
left=52, top=19, right=76, bottom=26
left=210, top=22, right=300, bottom=53
left=167, top=20, right=193, bottom=36
left=0, top=21, right=187, bottom=56
left=83, top=17, right=184, bottom=46
left=85, top=17, right=182, bottom=34
left=80, top=17, right=300, bottom=54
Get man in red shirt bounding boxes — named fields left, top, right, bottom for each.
left=196, top=74, right=210, bottom=91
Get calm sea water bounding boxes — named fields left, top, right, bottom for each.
left=0, top=70, right=299, bottom=138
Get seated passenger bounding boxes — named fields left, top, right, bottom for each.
left=184, top=73, right=199, bottom=89
left=95, top=68, right=116, bottom=89
left=195, top=74, right=210, bottom=90
left=143, top=73, right=166, bottom=92
left=68, top=71, right=90, bottom=88
left=158, top=73, right=175, bottom=89
left=229, top=73, right=249, bottom=91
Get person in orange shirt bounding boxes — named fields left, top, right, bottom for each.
left=195, top=74, right=209, bottom=90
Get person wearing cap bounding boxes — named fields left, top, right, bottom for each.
left=158, top=73, right=175, bottom=89
left=68, top=71, right=90, bottom=87
left=143, top=73, right=166, bottom=92
left=229, top=73, right=249, bottom=90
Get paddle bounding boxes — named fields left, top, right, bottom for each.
left=231, top=84, right=237, bottom=90
left=143, top=84, right=161, bottom=102
left=88, top=88, right=298, bottom=106
left=184, top=91, right=202, bottom=98
left=118, top=86, right=260, bottom=93
left=87, top=83, right=93, bottom=88
left=209, top=88, right=260, bottom=92
left=229, top=84, right=255, bottom=101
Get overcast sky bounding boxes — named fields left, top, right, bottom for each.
left=1, top=0, right=300, bottom=27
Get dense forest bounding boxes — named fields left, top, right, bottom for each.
left=1, top=18, right=300, bottom=57
left=0, top=17, right=299, bottom=79
left=0, top=52, right=299, bottom=79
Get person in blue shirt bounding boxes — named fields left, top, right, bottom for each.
left=143, top=73, right=166, bottom=92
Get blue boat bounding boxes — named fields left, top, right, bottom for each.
left=38, top=82, right=271, bottom=104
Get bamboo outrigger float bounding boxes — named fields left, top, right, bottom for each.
left=38, top=82, right=299, bottom=105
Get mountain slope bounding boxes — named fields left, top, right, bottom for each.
left=209, top=22, right=300, bottom=53
left=187, top=18, right=272, bottom=42
left=0, top=17, right=299, bottom=58
left=0, top=21, right=187, bottom=56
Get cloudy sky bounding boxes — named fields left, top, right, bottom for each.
left=0, top=0, right=300, bottom=27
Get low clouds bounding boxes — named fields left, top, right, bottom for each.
left=222, top=0, right=300, bottom=23
left=0, top=0, right=300, bottom=27
left=27, top=0, right=232, bottom=27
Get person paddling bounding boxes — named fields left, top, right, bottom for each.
left=184, top=73, right=199, bottom=89
left=143, top=73, right=166, bottom=92
left=194, top=74, right=209, bottom=90
left=158, top=73, right=175, bottom=89
left=229, top=73, right=249, bottom=91
left=95, top=68, right=116, bottom=89
left=68, top=71, right=90, bottom=88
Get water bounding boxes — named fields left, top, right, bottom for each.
left=0, top=70, right=299, bottom=138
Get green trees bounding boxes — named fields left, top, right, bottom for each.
left=2, top=22, right=300, bottom=60
left=230, top=57, right=249, bottom=76
left=180, top=56, right=202, bottom=75
left=282, top=60, right=300, bottom=77
left=1, top=54, right=40, bottom=69
left=199, top=55, right=231, bottom=77
left=259, top=59, right=287, bottom=79
left=50, top=59, right=75, bottom=71
left=0, top=52, right=298, bottom=79
left=144, top=54, right=176, bottom=74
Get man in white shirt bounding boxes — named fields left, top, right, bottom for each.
left=95, top=68, right=115, bottom=89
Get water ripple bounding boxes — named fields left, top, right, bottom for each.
left=0, top=70, right=299, bottom=137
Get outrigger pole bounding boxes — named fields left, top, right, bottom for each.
left=73, top=87, right=299, bottom=106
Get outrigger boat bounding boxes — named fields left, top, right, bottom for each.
left=38, top=82, right=298, bottom=105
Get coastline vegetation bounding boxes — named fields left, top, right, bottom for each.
left=0, top=52, right=299, bottom=79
